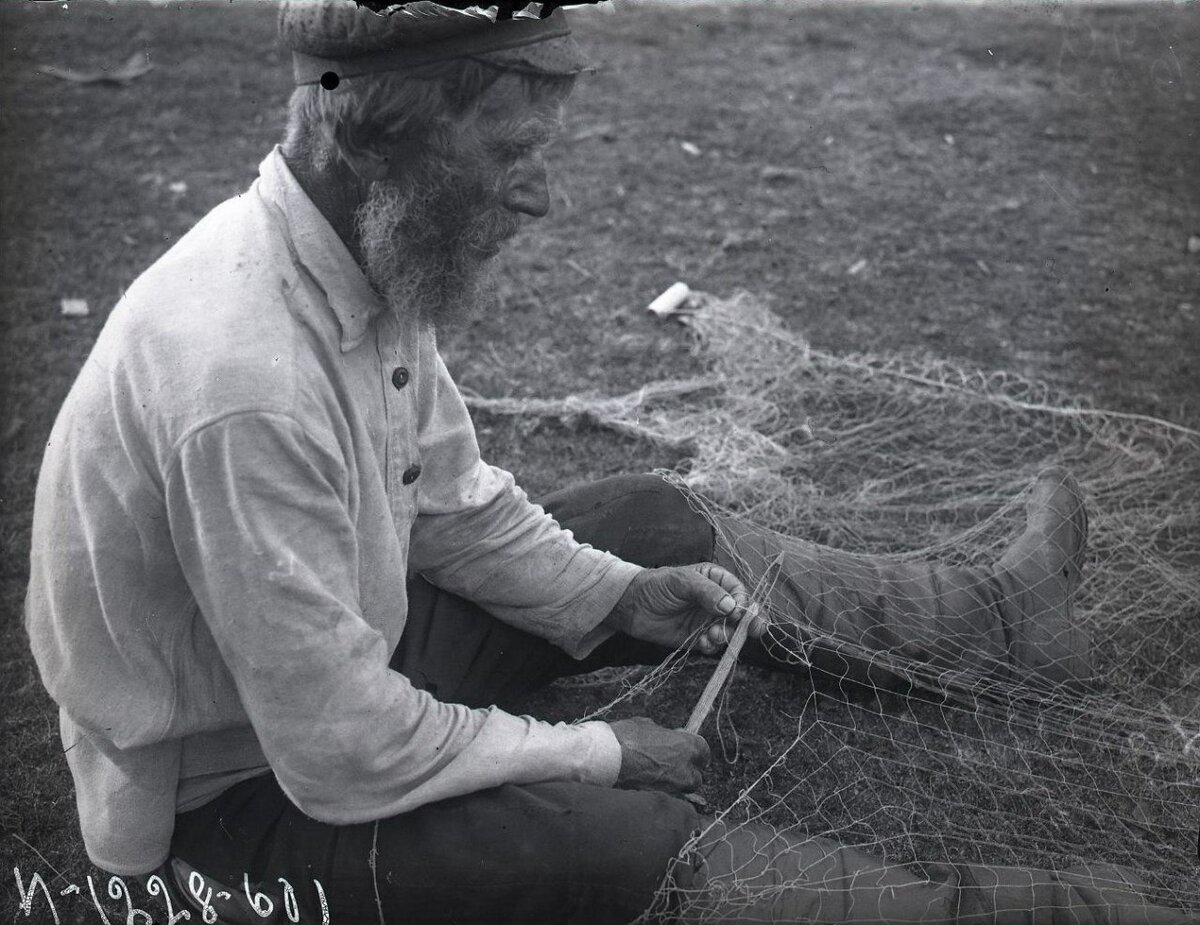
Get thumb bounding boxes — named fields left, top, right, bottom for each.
left=677, top=567, right=739, bottom=619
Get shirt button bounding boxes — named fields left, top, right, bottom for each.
left=401, top=464, right=422, bottom=486
left=391, top=366, right=410, bottom=390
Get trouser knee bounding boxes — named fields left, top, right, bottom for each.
left=540, top=474, right=716, bottom=567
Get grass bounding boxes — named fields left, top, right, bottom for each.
left=1, top=0, right=1198, bottom=921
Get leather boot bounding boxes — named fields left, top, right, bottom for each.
left=713, top=467, right=1091, bottom=691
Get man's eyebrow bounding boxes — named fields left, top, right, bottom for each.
left=492, top=120, right=560, bottom=151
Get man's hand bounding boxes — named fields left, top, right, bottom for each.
left=607, top=563, right=762, bottom=656
left=610, top=717, right=710, bottom=794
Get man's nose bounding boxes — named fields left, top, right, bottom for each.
left=501, top=154, right=550, bottom=218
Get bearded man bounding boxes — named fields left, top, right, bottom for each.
left=24, top=2, right=1186, bottom=923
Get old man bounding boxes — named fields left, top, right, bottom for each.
left=25, top=2, right=1185, bottom=922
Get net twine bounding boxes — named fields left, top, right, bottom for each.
left=466, top=292, right=1200, bottom=913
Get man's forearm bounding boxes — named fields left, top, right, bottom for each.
left=411, top=473, right=644, bottom=657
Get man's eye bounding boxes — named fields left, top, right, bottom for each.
left=494, top=133, right=553, bottom=161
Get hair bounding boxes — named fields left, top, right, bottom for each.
left=283, top=59, right=573, bottom=174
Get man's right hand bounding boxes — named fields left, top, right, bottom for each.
left=609, top=717, right=710, bottom=795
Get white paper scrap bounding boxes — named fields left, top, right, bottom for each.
left=647, top=282, right=691, bottom=318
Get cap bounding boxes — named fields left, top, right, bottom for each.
left=279, top=1, right=592, bottom=86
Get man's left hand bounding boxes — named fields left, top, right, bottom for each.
left=607, top=564, right=761, bottom=655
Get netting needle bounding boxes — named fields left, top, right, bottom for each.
left=684, top=552, right=784, bottom=735
left=684, top=601, right=758, bottom=734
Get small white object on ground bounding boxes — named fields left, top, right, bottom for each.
left=847, top=258, right=868, bottom=276
left=60, top=298, right=89, bottom=317
left=647, top=281, right=691, bottom=318
left=1187, top=235, right=1200, bottom=254
left=168, top=181, right=188, bottom=195
left=680, top=140, right=702, bottom=157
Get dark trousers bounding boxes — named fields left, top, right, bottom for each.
left=168, top=475, right=709, bottom=925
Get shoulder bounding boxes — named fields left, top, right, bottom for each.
left=104, top=186, right=334, bottom=417
left=58, top=183, right=350, bottom=474
left=120, top=187, right=301, bottom=359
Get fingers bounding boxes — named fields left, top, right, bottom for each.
left=691, top=731, right=712, bottom=768
left=738, top=601, right=769, bottom=639
left=628, top=563, right=767, bottom=654
left=675, top=729, right=710, bottom=792
left=694, top=608, right=770, bottom=659
left=700, top=620, right=729, bottom=654
left=692, top=565, right=762, bottom=628
left=685, top=564, right=767, bottom=652
left=679, top=564, right=751, bottom=627
left=694, top=633, right=720, bottom=658
left=691, top=563, right=749, bottom=615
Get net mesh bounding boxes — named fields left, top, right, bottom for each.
left=467, top=292, right=1200, bottom=920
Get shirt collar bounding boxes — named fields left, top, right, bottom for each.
left=256, top=146, right=385, bottom=352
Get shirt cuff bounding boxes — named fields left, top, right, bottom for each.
left=561, top=558, right=645, bottom=660
left=577, top=719, right=623, bottom=787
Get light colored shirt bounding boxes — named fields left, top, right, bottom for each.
left=25, top=147, right=637, bottom=876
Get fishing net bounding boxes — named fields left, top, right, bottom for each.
left=467, top=292, right=1200, bottom=920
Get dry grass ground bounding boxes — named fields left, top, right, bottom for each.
left=1, top=0, right=1197, bottom=921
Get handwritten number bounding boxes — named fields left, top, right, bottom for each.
left=187, top=871, right=218, bottom=925
left=15, top=866, right=333, bottom=925
left=243, top=873, right=274, bottom=918
left=313, top=879, right=331, bottom=925
left=86, top=876, right=114, bottom=925
left=13, top=867, right=62, bottom=925
left=279, top=878, right=300, bottom=923
left=146, top=874, right=191, bottom=925
left=107, top=876, right=153, bottom=925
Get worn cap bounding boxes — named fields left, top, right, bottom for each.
left=279, top=1, right=592, bottom=86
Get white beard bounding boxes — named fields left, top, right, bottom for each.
left=355, top=166, right=518, bottom=332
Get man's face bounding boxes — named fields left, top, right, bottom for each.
left=355, top=71, right=572, bottom=332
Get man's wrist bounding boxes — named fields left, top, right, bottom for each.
left=603, top=570, right=645, bottom=636
left=586, top=721, right=623, bottom=788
